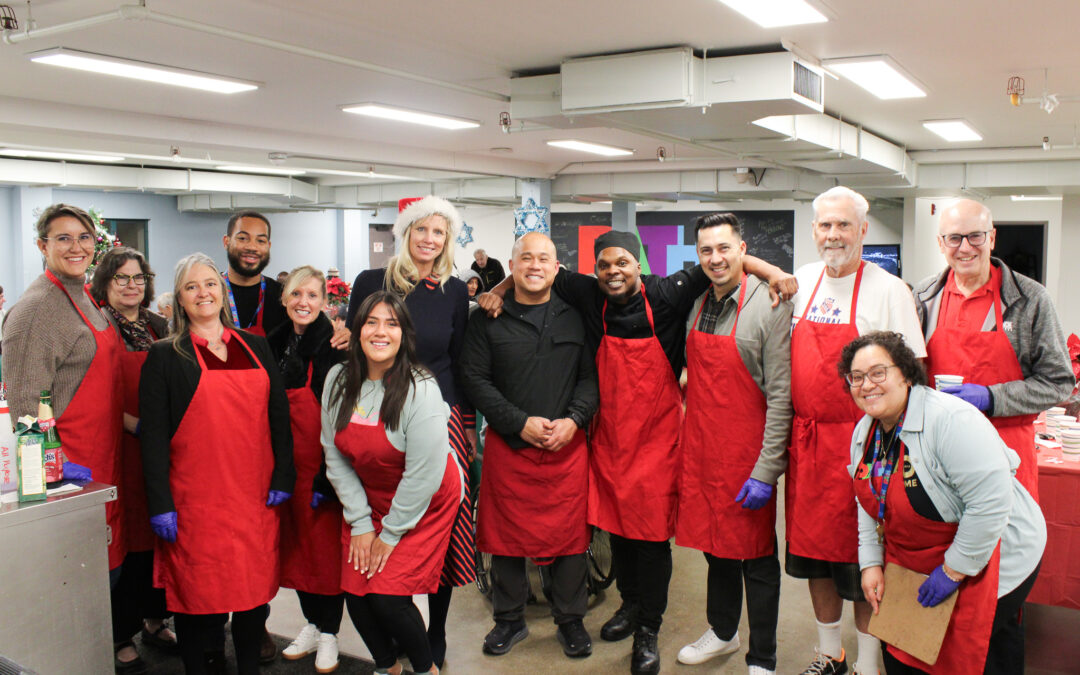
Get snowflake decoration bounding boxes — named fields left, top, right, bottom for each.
left=514, top=198, right=550, bottom=237
left=456, top=220, right=474, bottom=248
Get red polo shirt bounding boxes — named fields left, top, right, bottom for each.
left=940, top=265, right=1001, bottom=331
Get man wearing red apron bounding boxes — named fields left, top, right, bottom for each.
left=914, top=199, right=1074, bottom=503
left=675, top=214, right=793, bottom=675
left=788, top=187, right=927, bottom=675
left=459, top=233, right=599, bottom=660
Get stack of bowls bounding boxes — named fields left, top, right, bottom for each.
left=1060, top=427, right=1080, bottom=461
left=1049, top=415, right=1077, bottom=438
left=1045, top=406, right=1067, bottom=430
left=934, top=374, right=964, bottom=391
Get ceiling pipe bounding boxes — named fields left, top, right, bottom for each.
left=2, top=4, right=510, bottom=103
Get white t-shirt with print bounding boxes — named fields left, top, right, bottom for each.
left=791, top=260, right=927, bottom=357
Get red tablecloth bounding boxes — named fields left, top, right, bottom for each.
left=1027, top=429, right=1080, bottom=609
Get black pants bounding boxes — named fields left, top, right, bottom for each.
left=611, top=534, right=672, bottom=631
left=174, top=607, right=263, bottom=675
left=111, top=551, right=170, bottom=645
left=427, top=585, right=452, bottom=669
left=706, top=549, right=781, bottom=671
left=345, top=593, right=432, bottom=672
left=296, top=590, right=345, bottom=634
left=880, top=563, right=1041, bottom=675
left=492, top=554, right=588, bottom=624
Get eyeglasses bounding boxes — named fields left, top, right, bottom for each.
left=112, top=273, right=154, bottom=287
left=844, top=364, right=899, bottom=387
left=940, top=231, right=989, bottom=248
left=44, top=233, right=95, bottom=248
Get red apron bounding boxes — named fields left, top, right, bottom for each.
left=925, top=270, right=1039, bottom=501
left=588, top=286, right=683, bottom=542
left=853, top=437, right=1000, bottom=673
left=335, top=416, right=460, bottom=596
left=280, top=364, right=343, bottom=595
left=477, top=428, right=589, bottom=558
left=787, top=262, right=865, bottom=563
left=153, top=330, right=280, bottom=614
left=118, top=334, right=155, bottom=553
left=48, top=270, right=126, bottom=570
left=677, top=280, right=776, bottom=560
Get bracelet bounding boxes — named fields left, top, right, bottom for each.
left=942, top=564, right=964, bottom=583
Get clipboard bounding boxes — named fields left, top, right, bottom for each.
left=867, top=562, right=958, bottom=665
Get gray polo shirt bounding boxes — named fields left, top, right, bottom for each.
left=684, top=273, right=794, bottom=484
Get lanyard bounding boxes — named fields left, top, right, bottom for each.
left=224, top=273, right=265, bottom=330
left=868, top=412, right=905, bottom=523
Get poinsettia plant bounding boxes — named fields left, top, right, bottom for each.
left=1068, top=334, right=1080, bottom=396
left=326, top=276, right=351, bottom=308
left=87, top=206, right=122, bottom=273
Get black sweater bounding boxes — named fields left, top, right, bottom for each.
left=139, top=330, right=295, bottom=515
left=265, top=312, right=343, bottom=400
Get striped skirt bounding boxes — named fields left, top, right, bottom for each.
left=441, top=406, right=477, bottom=587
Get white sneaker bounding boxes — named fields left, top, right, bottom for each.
left=677, top=628, right=741, bottom=665
left=315, top=633, right=339, bottom=673
left=282, top=623, right=319, bottom=660
left=749, top=666, right=776, bottom=675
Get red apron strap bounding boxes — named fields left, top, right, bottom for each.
left=799, top=262, right=865, bottom=325
left=45, top=269, right=96, bottom=327
left=729, top=274, right=749, bottom=336
left=601, top=283, right=656, bottom=336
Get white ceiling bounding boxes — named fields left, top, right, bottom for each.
left=4, top=0, right=1080, bottom=201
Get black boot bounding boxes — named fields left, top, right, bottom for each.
left=600, top=603, right=636, bottom=642
left=631, top=626, right=660, bottom=675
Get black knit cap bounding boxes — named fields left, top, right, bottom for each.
left=593, top=230, right=641, bottom=261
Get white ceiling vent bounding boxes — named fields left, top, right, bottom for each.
left=560, top=47, right=699, bottom=114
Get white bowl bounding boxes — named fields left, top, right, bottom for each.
left=1048, top=407, right=1067, bottom=416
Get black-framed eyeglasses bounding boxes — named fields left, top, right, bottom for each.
left=113, top=273, right=154, bottom=287
left=940, top=231, right=990, bottom=248
left=844, top=364, right=899, bottom=387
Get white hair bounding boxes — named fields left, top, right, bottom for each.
left=812, top=186, right=869, bottom=223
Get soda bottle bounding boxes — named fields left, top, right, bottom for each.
left=38, top=390, right=64, bottom=483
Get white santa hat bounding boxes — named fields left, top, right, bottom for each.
left=394, top=196, right=462, bottom=242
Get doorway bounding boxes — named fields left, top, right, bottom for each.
left=994, top=223, right=1045, bottom=284
left=105, top=218, right=149, bottom=257
left=369, top=224, right=394, bottom=269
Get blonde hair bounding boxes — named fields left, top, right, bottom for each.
left=281, top=265, right=327, bottom=301
left=170, top=252, right=236, bottom=361
left=384, top=213, right=457, bottom=295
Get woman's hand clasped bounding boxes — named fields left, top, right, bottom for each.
left=348, top=531, right=397, bottom=579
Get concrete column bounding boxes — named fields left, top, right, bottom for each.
left=1058, top=195, right=1080, bottom=335
left=611, top=200, right=636, bottom=233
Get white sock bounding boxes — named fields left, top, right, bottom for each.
left=855, top=629, right=880, bottom=674
left=815, top=618, right=843, bottom=660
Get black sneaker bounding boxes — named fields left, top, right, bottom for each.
left=631, top=626, right=660, bottom=675
left=600, top=604, right=636, bottom=642
left=556, top=620, right=592, bottom=658
left=482, top=621, right=529, bottom=655
left=800, top=648, right=848, bottom=675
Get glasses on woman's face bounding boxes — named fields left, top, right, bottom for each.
left=940, top=231, right=989, bottom=248
left=45, top=233, right=95, bottom=249
left=844, top=364, right=899, bottom=388
left=112, top=273, right=154, bottom=287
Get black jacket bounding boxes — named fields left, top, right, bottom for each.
left=139, top=330, right=295, bottom=515
left=265, top=312, right=343, bottom=401
left=471, top=258, right=506, bottom=292
left=459, top=292, right=599, bottom=449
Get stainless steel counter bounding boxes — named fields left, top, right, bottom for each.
left=0, top=482, right=116, bottom=674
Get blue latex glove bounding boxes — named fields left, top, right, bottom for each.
left=63, top=461, right=92, bottom=481
left=266, top=490, right=291, bottom=507
left=940, top=383, right=991, bottom=412
left=735, top=478, right=773, bottom=510
left=917, top=566, right=962, bottom=607
left=310, top=491, right=327, bottom=509
left=150, top=512, right=178, bottom=543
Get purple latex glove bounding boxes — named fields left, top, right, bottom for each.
left=735, top=477, right=773, bottom=510
left=940, top=383, right=991, bottom=412
left=62, top=461, right=92, bottom=481
left=266, top=490, right=291, bottom=507
left=150, top=512, right=178, bottom=542
left=917, top=566, right=961, bottom=607
left=310, top=491, right=327, bottom=509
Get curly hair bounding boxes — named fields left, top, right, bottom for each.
left=838, top=330, right=927, bottom=387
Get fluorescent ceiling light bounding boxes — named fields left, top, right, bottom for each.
left=823, top=56, right=927, bottom=99
left=216, top=165, right=306, bottom=176
left=28, top=48, right=259, bottom=94
left=547, top=140, right=634, bottom=157
left=342, top=103, right=479, bottom=130
left=715, top=0, right=827, bottom=28
left=922, top=120, right=982, bottom=142
left=308, top=168, right=413, bottom=180
left=0, top=147, right=125, bottom=162
left=1011, top=195, right=1062, bottom=201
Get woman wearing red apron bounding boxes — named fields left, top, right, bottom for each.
left=323, top=291, right=462, bottom=675
left=841, top=331, right=1046, bottom=674
left=92, top=247, right=174, bottom=672
left=140, top=252, right=295, bottom=675
left=267, top=266, right=345, bottom=673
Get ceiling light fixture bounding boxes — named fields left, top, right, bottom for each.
left=341, top=103, right=479, bottom=130
left=0, top=148, right=126, bottom=162
left=546, top=140, right=634, bottom=157
left=715, top=0, right=827, bottom=27
left=216, top=165, right=307, bottom=176
left=28, top=48, right=260, bottom=94
left=1011, top=195, right=1063, bottom=202
left=823, top=55, right=927, bottom=99
left=922, top=120, right=982, bottom=142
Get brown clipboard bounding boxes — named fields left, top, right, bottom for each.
left=867, top=562, right=958, bottom=665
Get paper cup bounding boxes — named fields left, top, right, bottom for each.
left=934, top=374, right=964, bottom=391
